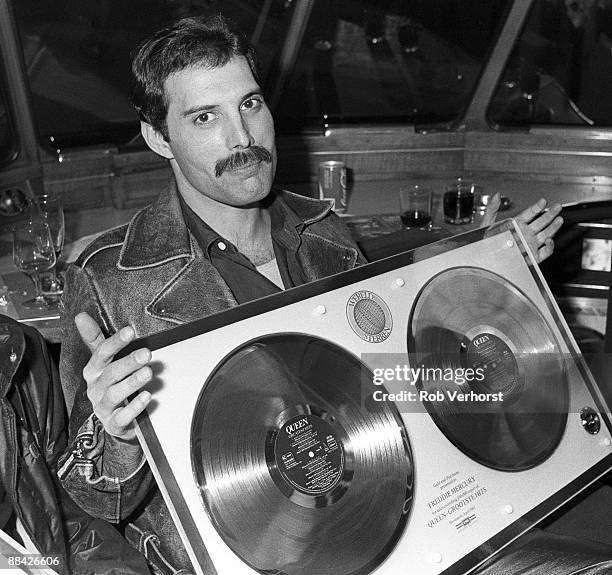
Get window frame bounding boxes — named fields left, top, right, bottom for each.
left=0, top=0, right=611, bottom=212
left=0, top=0, right=41, bottom=191
left=464, top=0, right=612, bottom=137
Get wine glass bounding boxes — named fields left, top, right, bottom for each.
left=32, top=194, right=65, bottom=297
left=12, top=220, right=57, bottom=309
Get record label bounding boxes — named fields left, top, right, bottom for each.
left=275, top=414, right=345, bottom=496
left=464, top=332, right=520, bottom=395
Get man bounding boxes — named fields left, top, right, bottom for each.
left=58, top=14, right=602, bottom=575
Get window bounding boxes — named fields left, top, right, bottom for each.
left=489, top=0, right=612, bottom=127
left=13, top=0, right=512, bottom=150
left=275, top=0, right=512, bottom=131
left=0, top=55, right=17, bottom=166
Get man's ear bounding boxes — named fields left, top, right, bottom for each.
left=140, top=121, right=173, bottom=159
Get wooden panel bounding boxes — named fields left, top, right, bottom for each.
left=113, top=149, right=167, bottom=172
left=276, top=149, right=465, bottom=183
left=111, top=167, right=172, bottom=209
left=276, top=129, right=465, bottom=183
left=41, top=147, right=115, bottom=209
left=44, top=175, right=112, bottom=210
left=112, top=150, right=170, bottom=208
left=464, top=131, right=612, bottom=176
left=36, top=126, right=612, bottom=211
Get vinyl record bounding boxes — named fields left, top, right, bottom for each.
left=408, top=267, right=568, bottom=471
left=191, top=334, right=412, bottom=575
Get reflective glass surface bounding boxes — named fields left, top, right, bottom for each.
left=490, top=0, right=612, bottom=127
left=272, top=0, right=512, bottom=131
left=13, top=0, right=511, bottom=149
left=0, top=55, right=17, bottom=165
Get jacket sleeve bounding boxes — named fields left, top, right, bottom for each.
left=0, top=316, right=68, bottom=469
left=57, top=263, right=156, bottom=523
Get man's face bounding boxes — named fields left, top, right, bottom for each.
left=161, top=56, right=277, bottom=207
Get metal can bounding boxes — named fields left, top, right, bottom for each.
left=318, top=160, right=347, bottom=213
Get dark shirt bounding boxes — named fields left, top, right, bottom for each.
left=179, top=191, right=308, bottom=304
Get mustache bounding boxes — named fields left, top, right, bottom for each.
left=214, top=146, right=273, bottom=177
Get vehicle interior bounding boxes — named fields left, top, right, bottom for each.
left=0, top=0, right=611, bottom=570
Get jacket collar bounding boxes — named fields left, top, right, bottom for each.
left=273, top=189, right=334, bottom=228
left=119, top=179, right=193, bottom=269
left=0, top=320, right=24, bottom=399
left=118, top=181, right=335, bottom=270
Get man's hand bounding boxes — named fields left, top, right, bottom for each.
left=483, top=194, right=563, bottom=263
left=76, top=312, right=152, bottom=441
left=515, top=198, right=563, bottom=263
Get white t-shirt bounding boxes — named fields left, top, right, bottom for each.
left=256, top=257, right=284, bottom=288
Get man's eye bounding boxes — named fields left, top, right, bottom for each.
left=194, top=112, right=216, bottom=125
left=241, top=97, right=263, bottom=111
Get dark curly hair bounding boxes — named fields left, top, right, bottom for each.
left=132, top=15, right=259, bottom=139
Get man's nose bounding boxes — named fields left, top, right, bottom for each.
left=226, top=113, right=254, bottom=149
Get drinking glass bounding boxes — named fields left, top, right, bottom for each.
left=32, top=194, right=65, bottom=260
left=443, top=178, right=475, bottom=225
left=12, top=220, right=57, bottom=309
left=32, top=194, right=65, bottom=297
left=400, top=185, right=434, bottom=230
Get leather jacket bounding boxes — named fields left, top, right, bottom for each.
left=0, top=315, right=150, bottom=575
left=57, top=183, right=366, bottom=573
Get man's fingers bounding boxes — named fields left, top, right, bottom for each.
left=536, top=215, right=564, bottom=245
left=516, top=198, right=547, bottom=224
left=85, top=347, right=151, bottom=405
left=98, top=365, right=152, bottom=412
left=76, top=314, right=153, bottom=440
left=107, top=391, right=152, bottom=438
left=75, top=312, right=106, bottom=353
left=98, top=348, right=151, bottom=390
left=83, top=325, right=137, bottom=377
left=538, top=238, right=555, bottom=263
left=529, top=204, right=563, bottom=236
left=90, top=364, right=152, bottom=437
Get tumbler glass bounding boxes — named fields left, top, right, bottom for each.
left=443, top=178, right=475, bottom=225
left=400, top=185, right=433, bottom=230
